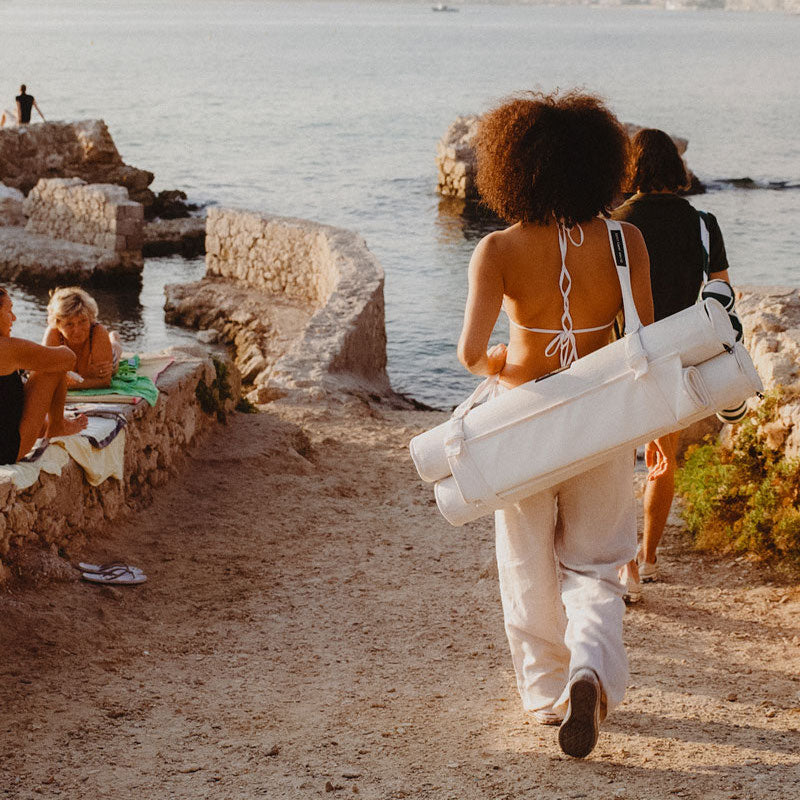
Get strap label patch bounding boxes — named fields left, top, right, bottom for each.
left=610, top=229, right=627, bottom=267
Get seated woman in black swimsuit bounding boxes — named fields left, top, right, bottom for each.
left=0, top=286, right=88, bottom=465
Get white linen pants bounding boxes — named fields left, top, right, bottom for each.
left=494, top=450, right=636, bottom=718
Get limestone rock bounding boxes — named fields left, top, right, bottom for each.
left=736, top=285, right=800, bottom=458
left=0, top=225, right=140, bottom=286
left=143, top=215, right=206, bottom=257
left=435, top=115, right=704, bottom=203
left=0, top=182, right=25, bottom=226
left=0, top=120, right=153, bottom=199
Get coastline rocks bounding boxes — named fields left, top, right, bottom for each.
left=436, top=115, right=480, bottom=201
left=0, top=177, right=144, bottom=285
left=165, top=277, right=311, bottom=384
left=146, top=189, right=202, bottom=221
left=0, top=226, right=137, bottom=286
left=143, top=215, right=207, bottom=257
left=0, top=120, right=154, bottom=203
left=435, top=115, right=704, bottom=202
left=167, top=207, right=400, bottom=404
left=736, top=285, right=800, bottom=458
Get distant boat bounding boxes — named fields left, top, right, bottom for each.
left=432, top=4, right=459, bottom=11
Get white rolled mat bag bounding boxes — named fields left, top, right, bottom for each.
left=410, top=220, right=763, bottom=526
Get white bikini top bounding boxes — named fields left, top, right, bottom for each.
left=505, top=221, right=617, bottom=367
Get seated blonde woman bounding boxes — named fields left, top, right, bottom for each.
left=43, top=287, right=122, bottom=390
left=1, top=286, right=88, bottom=465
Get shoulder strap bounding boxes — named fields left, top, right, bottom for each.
left=604, top=219, right=642, bottom=335
left=604, top=219, right=649, bottom=378
left=698, top=210, right=711, bottom=281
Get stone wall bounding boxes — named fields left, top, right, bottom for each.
left=0, top=349, right=241, bottom=583
left=24, top=177, right=144, bottom=255
left=168, top=208, right=393, bottom=401
left=205, top=208, right=338, bottom=306
left=0, top=120, right=154, bottom=203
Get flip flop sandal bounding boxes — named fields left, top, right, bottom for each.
left=81, top=565, right=147, bottom=585
left=78, top=561, right=145, bottom=578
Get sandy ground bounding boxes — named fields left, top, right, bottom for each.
left=1, top=399, right=799, bottom=800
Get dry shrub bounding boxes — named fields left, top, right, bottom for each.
left=677, top=389, right=800, bottom=568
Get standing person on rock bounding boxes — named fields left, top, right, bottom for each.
left=611, top=129, right=733, bottom=602
left=0, top=287, right=87, bottom=465
left=15, top=84, right=45, bottom=125
left=456, top=91, right=666, bottom=758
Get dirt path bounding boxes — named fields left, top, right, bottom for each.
left=1, top=401, right=799, bottom=800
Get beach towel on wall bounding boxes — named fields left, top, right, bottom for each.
left=0, top=444, right=70, bottom=490
left=67, top=355, right=160, bottom=406
left=50, top=429, right=126, bottom=486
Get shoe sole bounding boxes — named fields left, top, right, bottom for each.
left=558, top=675, right=600, bottom=758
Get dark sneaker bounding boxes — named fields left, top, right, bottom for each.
left=558, top=668, right=601, bottom=758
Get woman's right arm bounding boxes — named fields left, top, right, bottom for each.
left=0, top=338, right=76, bottom=374
left=457, top=233, right=507, bottom=377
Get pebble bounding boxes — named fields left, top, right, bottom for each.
left=726, top=693, right=738, bottom=702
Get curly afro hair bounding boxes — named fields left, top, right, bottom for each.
left=476, top=90, right=628, bottom=226
left=626, top=128, right=689, bottom=194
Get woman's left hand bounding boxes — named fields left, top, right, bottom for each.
left=85, top=359, right=114, bottom=380
left=645, top=438, right=671, bottom=481
left=487, top=343, right=508, bottom=375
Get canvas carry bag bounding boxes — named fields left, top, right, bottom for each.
left=409, top=219, right=763, bottom=526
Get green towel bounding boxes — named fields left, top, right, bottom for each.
left=67, top=355, right=159, bottom=406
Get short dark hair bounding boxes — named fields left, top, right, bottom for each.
left=20, top=84, right=26, bottom=93
left=476, top=90, right=628, bottom=226
left=626, top=128, right=689, bottom=194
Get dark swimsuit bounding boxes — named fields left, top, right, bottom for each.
left=0, top=370, right=24, bottom=464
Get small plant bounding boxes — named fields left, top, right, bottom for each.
left=235, top=396, right=258, bottom=414
left=677, top=389, right=800, bottom=567
left=196, top=357, right=234, bottom=422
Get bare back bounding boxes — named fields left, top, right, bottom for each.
left=458, top=217, right=653, bottom=386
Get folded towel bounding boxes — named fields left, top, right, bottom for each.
left=67, top=355, right=159, bottom=406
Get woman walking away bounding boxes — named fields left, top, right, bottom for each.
left=0, top=287, right=87, bottom=465
left=611, top=129, right=734, bottom=602
left=457, top=91, right=666, bottom=758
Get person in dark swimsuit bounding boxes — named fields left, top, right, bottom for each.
left=0, top=287, right=87, bottom=465
left=43, top=287, right=116, bottom=390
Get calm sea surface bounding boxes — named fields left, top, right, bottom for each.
left=2, top=1, right=798, bottom=407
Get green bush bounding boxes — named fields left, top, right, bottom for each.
left=676, top=389, right=800, bottom=566
left=196, top=357, right=233, bottom=422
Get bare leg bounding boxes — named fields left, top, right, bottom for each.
left=17, top=371, right=87, bottom=459
left=641, top=431, right=680, bottom=564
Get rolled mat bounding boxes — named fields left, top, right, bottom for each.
left=409, top=298, right=736, bottom=486
left=425, top=346, right=762, bottom=527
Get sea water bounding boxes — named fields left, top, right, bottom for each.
left=1, top=1, right=798, bottom=407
